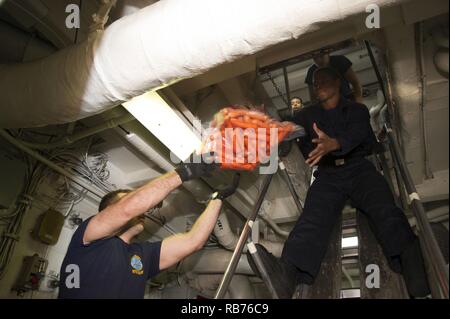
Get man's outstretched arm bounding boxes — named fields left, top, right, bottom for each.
left=158, top=176, right=240, bottom=270
left=84, top=156, right=218, bottom=244
left=159, top=199, right=223, bottom=270
left=84, top=172, right=182, bottom=244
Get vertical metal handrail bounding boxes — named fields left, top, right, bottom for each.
left=278, top=160, right=304, bottom=215
left=247, top=239, right=280, bottom=299
left=375, top=148, right=401, bottom=208
left=383, top=123, right=449, bottom=299
left=214, top=174, right=274, bottom=299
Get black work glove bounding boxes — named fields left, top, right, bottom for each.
left=175, top=152, right=219, bottom=182
left=211, top=173, right=241, bottom=200
left=278, top=140, right=292, bottom=157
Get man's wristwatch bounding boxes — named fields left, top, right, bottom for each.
left=210, top=191, right=222, bottom=201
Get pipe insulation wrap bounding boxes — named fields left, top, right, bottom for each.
left=0, top=0, right=408, bottom=128
left=180, top=249, right=254, bottom=275
left=434, top=50, right=449, bottom=75
left=214, top=211, right=284, bottom=256
left=214, top=212, right=239, bottom=251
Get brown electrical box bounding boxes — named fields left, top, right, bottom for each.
left=35, top=209, right=65, bottom=245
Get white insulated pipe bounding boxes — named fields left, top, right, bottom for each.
left=214, top=212, right=239, bottom=251
left=431, top=27, right=449, bottom=76
left=180, top=249, right=254, bottom=275
left=434, top=50, right=449, bottom=75
left=0, top=0, right=408, bottom=128
left=214, top=211, right=284, bottom=256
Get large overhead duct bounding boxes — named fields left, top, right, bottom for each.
left=0, top=20, right=55, bottom=63
left=0, top=0, right=409, bottom=128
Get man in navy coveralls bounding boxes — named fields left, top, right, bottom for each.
left=251, top=67, right=430, bottom=299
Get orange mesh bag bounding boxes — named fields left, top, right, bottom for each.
left=201, top=106, right=300, bottom=171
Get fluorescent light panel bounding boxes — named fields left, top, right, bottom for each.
left=124, top=91, right=201, bottom=162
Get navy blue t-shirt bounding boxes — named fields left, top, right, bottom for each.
left=305, top=55, right=353, bottom=98
left=58, top=218, right=162, bottom=299
left=293, top=98, right=376, bottom=165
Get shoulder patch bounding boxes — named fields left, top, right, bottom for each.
left=131, top=255, right=144, bottom=275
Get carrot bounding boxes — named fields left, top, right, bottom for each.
left=221, top=162, right=256, bottom=171
left=246, top=153, right=258, bottom=164
left=251, top=119, right=272, bottom=129
left=278, top=130, right=289, bottom=142
left=223, top=128, right=235, bottom=163
left=224, top=119, right=233, bottom=128
left=210, top=108, right=298, bottom=171
left=248, top=110, right=269, bottom=122
left=209, top=130, right=223, bottom=142
left=227, top=109, right=249, bottom=118
left=229, top=118, right=259, bottom=129
left=234, top=128, right=245, bottom=155
left=234, top=153, right=246, bottom=164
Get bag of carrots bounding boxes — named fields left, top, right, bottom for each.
left=201, top=106, right=300, bottom=171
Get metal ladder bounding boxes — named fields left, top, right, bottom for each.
left=213, top=159, right=304, bottom=299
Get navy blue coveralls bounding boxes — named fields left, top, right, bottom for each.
left=281, top=98, right=417, bottom=282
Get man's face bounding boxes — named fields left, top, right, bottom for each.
left=291, top=98, right=302, bottom=110
left=313, top=73, right=340, bottom=102
left=313, top=53, right=330, bottom=67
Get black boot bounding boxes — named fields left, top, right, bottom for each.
left=247, top=244, right=300, bottom=299
left=400, top=239, right=431, bottom=298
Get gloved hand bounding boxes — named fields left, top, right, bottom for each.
left=175, top=152, right=219, bottom=182
left=278, top=140, right=292, bottom=157
left=211, top=173, right=241, bottom=200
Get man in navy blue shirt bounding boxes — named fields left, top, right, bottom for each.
left=250, top=67, right=430, bottom=298
left=305, top=51, right=363, bottom=103
left=58, top=158, right=233, bottom=299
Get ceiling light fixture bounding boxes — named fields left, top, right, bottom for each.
left=124, top=91, right=201, bottom=162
